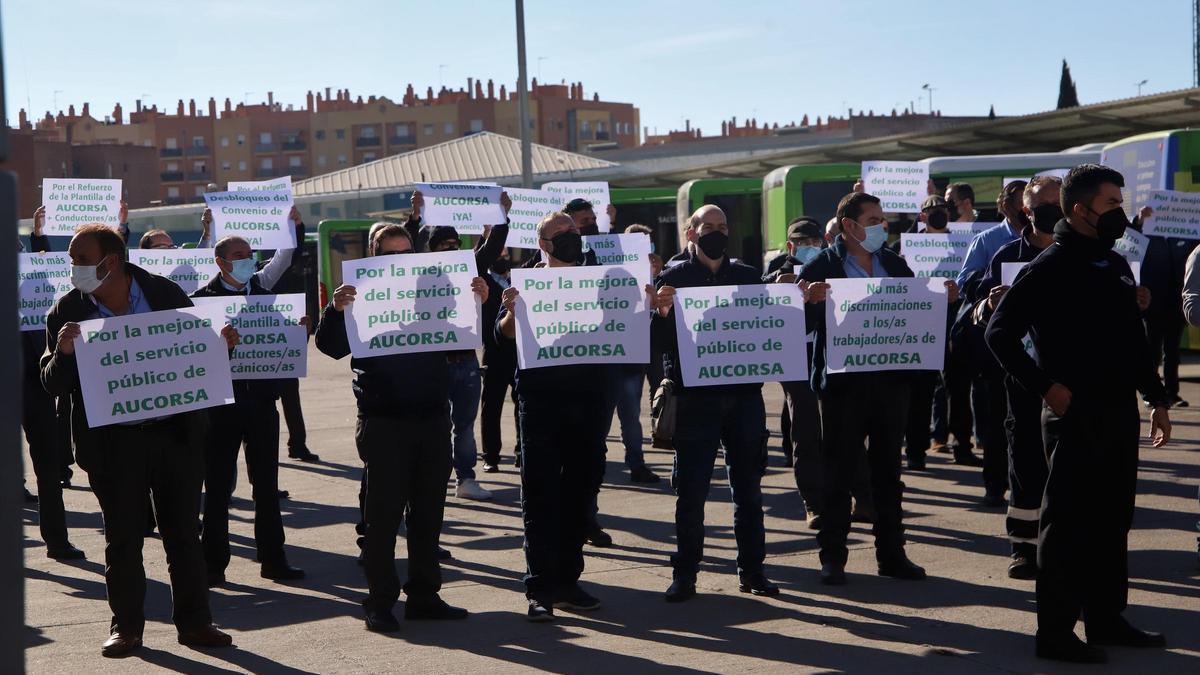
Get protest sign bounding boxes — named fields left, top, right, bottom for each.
left=73, top=304, right=235, bottom=427
left=18, top=252, right=73, bottom=332
left=900, top=232, right=974, bottom=278
left=415, top=182, right=505, bottom=234
left=41, top=178, right=122, bottom=235
left=228, top=176, right=293, bottom=195
left=505, top=187, right=559, bottom=249
left=1000, top=262, right=1026, bottom=287
left=204, top=190, right=296, bottom=249
left=1142, top=190, right=1200, bottom=239
left=584, top=232, right=652, bottom=268
left=1113, top=229, right=1149, bottom=268
left=672, top=284, right=807, bottom=387
left=860, top=161, right=929, bottom=213
left=342, top=250, right=480, bottom=358
left=541, top=181, right=611, bottom=231
left=128, top=248, right=218, bottom=294
left=510, top=264, right=648, bottom=369
left=1003, top=177, right=1031, bottom=188
left=947, top=221, right=999, bottom=235
left=825, top=277, right=947, bottom=373
left=192, top=293, right=307, bottom=379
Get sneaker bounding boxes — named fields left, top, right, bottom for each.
left=629, top=466, right=661, bottom=483
left=455, top=479, right=493, bottom=501
left=527, top=597, right=555, bottom=622
left=481, top=462, right=500, bottom=474
left=553, top=584, right=601, bottom=611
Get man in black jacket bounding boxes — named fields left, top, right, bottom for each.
left=1140, top=223, right=1195, bottom=408
left=316, top=223, right=485, bottom=632
left=192, top=212, right=306, bottom=587
left=41, top=224, right=236, bottom=658
left=986, top=164, right=1171, bottom=664
left=653, top=205, right=778, bottom=602
left=799, top=192, right=958, bottom=586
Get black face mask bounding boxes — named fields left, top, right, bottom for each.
left=926, top=210, right=948, bottom=230
left=490, top=259, right=511, bottom=275
left=1088, top=206, right=1130, bottom=248
left=547, top=231, right=583, bottom=263
left=1031, top=203, right=1063, bottom=234
left=577, top=223, right=600, bottom=237
left=697, top=230, right=729, bottom=260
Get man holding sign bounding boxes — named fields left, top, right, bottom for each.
left=40, top=224, right=239, bottom=657
left=315, top=224, right=487, bottom=632
left=800, top=192, right=959, bottom=586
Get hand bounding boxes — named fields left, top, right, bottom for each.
left=1138, top=205, right=1153, bottom=223
left=470, top=277, right=489, bottom=303
left=411, top=190, right=424, bottom=220
left=481, top=224, right=492, bottom=240
left=1149, top=406, right=1171, bottom=447
left=56, top=322, right=81, bottom=355
left=501, top=286, right=520, bottom=313
left=987, top=285, right=1008, bottom=311
left=332, top=284, right=357, bottom=311
left=775, top=273, right=797, bottom=284
left=119, top=200, right=128, bottom=224
left=1136, top=285, right=1151, bottom=312
left=607, top=203, right=616, bottom=223
left=201, top=208, right=213, bottom=238
left=33, top=206, right=45, bottom=235
left=500, top=191, right=512, bottom=216
left=944, top=279, right=959, bottom=304
left=1044, top=383, right=1072, bottom=416
left=654, top=285, right=676, bottom=315
left=288, top=205, right=303, bottom=226
left=221, top=324, right=241, bottom=350
left=852, top=179, right=864, bottom=193
left=802, top=281, right=830, bottom=304
left=299, top=315, right=313, bottom=335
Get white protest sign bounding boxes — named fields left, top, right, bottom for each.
left=584, top=232, right=651, bottom=268
left=861, top=161, right=929, bottom=213
left=1113, top=229, right=1149, bottom=268
left=128, top=249, right=218, bottom=295
left=542, top=181, right=612, bottom=232
left=1035, top=168, right=1069, bottom=179
left=1142, top=190, right=1200, bottom=239
left=900, top=232, right=974, bottom=279
left=204, top=190, right=296, bottom=249
left=228, top=176, right=293, bottom=194
left=825, top=277, right=947, bottom=373
left=672, top=284, right=807, bottom=387
left=41, top=178, right=122, bottom=235
left=1003, top=177, right=1031, bottom=188
left=505, top=187, right=559, bottom=250
left=18, top=252, right=73, bottom=332
left=1000, top=262, right=1026, bottom=287
left=947, top=221, right=1000, bottom=235
left=192, top=293, right=307, bottom=380
left=342, top=250, right=480, bottom=358
left=510, top=264, right=648, bottom=369
left=1129, top=261, right=1142, bottom=285
left=416, top=182, right=505, bottom=234
left=73, top=305, right=235, bottom=427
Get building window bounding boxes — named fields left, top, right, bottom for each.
left=443, top=122, right=454, bottom=135
left=361, top=126, right=376, bottom=138
left=289, top=155, right=302, bottom=167
left=193, top=161, right=206, bottom=172
left=220, top=136, right=229, bottom=147
left=221, top=161, right=231, bottom=171
left=469, top=119, right=483, bottom=132
left=192, top=136, right=205, bottom=148
left=337, top=154, right=347, bottom=165
left=423, top=124, right=434, bottom=136
left=194, top=185, right=205, bottom=197
left=165, top=137, right=178, bottom=149
left=261, top=158, right=274, bottom=170
left=236, top=134, right=245, bottom=146
left=317, top=155, right=327, bottom=167
left=335, top=129, right=345, bottom=140
left=167, top=186, right=180, bottom=198
left=166, top=162, right=179, bottom=172
left=395, top=124, right=410, bottom=138
left=259, top=132, right=272, bottom=144
left=315, top=129, right=326, bottom=140
left=581, top=120, right=590, bottom=134
left=143, top=139, right=152, bottom=147
left=238, top=160, right=247, bottom=171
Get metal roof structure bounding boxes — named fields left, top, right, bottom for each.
left=293, top=131, right=618, bottom=196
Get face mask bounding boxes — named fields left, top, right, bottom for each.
left=490, top=259, right=512, bottom=275
left=225, top=257, right=257, bottom=284
left=926, top=210, right=949, bottom=230
left=71, top=255, right=111, bottom=294
left=577, top=223, right=600, bottom=237
left=548, top=231, right=583, bottom=263
left=852, top=223, right=887, bottom=253
left=697, top=230, right=729, bottom=260
left=792, top=246, right=820, bottom=266
left=1031, top=203, right=1063, bottom=234
left=1088, top=206, right=1130, bottom=247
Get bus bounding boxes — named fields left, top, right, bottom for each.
left=676, top=178, right=763, bottom=271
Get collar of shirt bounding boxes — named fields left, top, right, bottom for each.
left=489, top=271, right=511, bottom=289
left=843, top=251, right=882, bottom=278
left=219, top=275, right=252, bottom=294
left=91, top=276, right=151, bottom=318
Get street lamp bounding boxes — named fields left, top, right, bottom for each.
left=921, top=83, right=936, bottom=114
left=1136, top=79, right=1148, bottom=96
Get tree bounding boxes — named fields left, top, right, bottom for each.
left=988, top=104, right=996, bottom=119
left=1057, top=60, right=1080, bottom=109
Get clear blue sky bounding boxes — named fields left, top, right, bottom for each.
left=3, top=0, right=1194, bottom=138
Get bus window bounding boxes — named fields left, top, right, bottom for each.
left=327, top=230, right=369, bottom=291
left=801, top=179, right=856, bottom=226
left=611, top=202, right=679, bottom=259
left=705, top=193, right=763, bottom=272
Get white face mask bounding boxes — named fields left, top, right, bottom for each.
left=71, top=255, right=110, bottom=294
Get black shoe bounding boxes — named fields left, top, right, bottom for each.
left=629, top=465, right=661, bottom=483
left=207, top=572, right=226, bottom=588
left=1170, top=395, right=1189, bottom=408
left=665, top=579, right=696, bottom=602
left=288, top=448, right=320, bottom=463
left=586, top=526, right=612, bottom=547
left=277, top=489, right=290, bottom=500
left=907, top=456, right=927, bottom=471
left=261, top=562, right=306, bottom=581
left=954, top=451, right=984, bottom=467
left=177, top=624, right=233, bottom=648
left=526, top=597, right=555, bottom=622
left=808, top=514, right=823, bottom=531
left=101, top=632, right=142, bottom=658
left=1036, top=633, right=1107, bottom=663
left=738, top=572, right=780, bottom=596
left=1007, top=552, right=1037, bottom=580
left=514, top=454, right=522, bottom=469
left=23, top=488, right=38, bottom=504
left=481, top=462, right=499, bottom=474
left=878, top=554, right=926, bottom=580
left=554, top=584, right=601, bottom=611
left=47, top=544, right=85, bottom=561
left=981, top=492, right=1007, bottom=508
left=405, top=595, right=468, bottom=620
left=1086, top=617, right=1166, bottom=648
left=819, top=563, right=846, bottom=586
left=438, top=547, right=453, bottom=560
left=364, top=608, right=400, bottom=632
left=850, top=506, right=875, bottom=524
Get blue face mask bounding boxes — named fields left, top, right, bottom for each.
left=853, top=223, right=887, bottom=253
left=225, top=257, right=257, bottom=284
left=792, top=246, right=821, bottom=266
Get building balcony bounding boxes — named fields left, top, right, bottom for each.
left=254, top=143, right=279, bottom=153
left=594, top=131, right=611, bottom=141
left=188, top=171, right=212, bottom=181
left=160, top=147, right=183, bottom=157
left=160, top=171, right=184, bottom=182
left=285, top=167, right=308, bottom=177
left=255, top=168, right=279, bottom=177
left=388, top=137, right=415, bottom=147
left=282, top=140, right=307, bottom=151
left=185, top=145, right=211, bottom=156
left=355, top=137, right=381, bottom=147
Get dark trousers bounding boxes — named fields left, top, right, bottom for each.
left=974, top=376, right=1011, bottom=496
left=1145, top=310, right=1183, bottom=399
left=1005, top=377, right=1048, bottom=553
left=202, top=400, right=286, bottom=573
left=783, top=381, right=823, bottom=513
left=779, top=386, right=793, bottom=462
left=358, top=412, right=452, bottom=612
left=671, top=390, right=767, bottom=581
left=931, top=377, right=948, bottom=443
left=518, top=392, right=607, bottom=598
left=55, top=395, right=74, bottom=474
left=22, top=380, right=69, bottom=549
left=943, top=348, right=975, bottom=451
left=818, top=374, right=910, bottom=566
left=1037, top=397, right=1140, bottom=638
left=480, top=349, right=519, bottom=464
left=905, top=372, right=939, bottom=460
left=279, top=378, right=307, bottom=451
left=89, top=422, right=211, bottom=636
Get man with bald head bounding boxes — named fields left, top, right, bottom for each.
left=653, top=205, right=778, bottom=602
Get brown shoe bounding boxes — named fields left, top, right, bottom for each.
left=177, top=624, right=233, bottom=648
left=101, top=632, right=142, bottom=658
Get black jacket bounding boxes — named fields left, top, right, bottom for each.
left=985, top=221, right=1168, bottom=407
left=40, top=264, right=209, bottom=474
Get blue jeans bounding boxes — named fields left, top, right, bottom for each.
left=447, top=354, right=482, bottom=481
left=603, top=367, right=646, bottom=469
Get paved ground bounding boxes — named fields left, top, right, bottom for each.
left=22, top=352, right=1200, bottom=673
